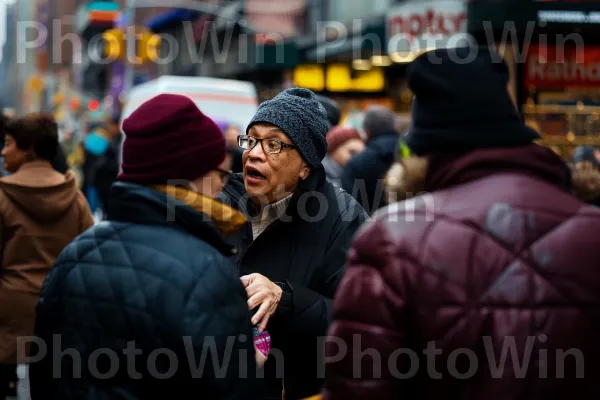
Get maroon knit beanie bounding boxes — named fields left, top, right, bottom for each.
left=326, top=126, right=362, bottom=154
left=118, top=94, right=226, bottom=184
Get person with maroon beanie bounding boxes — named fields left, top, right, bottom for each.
left=30, top=94, right=259, bottom=400
left=324, top=46, right=600, bottom=400
left=322, top=126, right=364, bottom=186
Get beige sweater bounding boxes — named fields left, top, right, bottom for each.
left=251, top=194, right=293, bottom=240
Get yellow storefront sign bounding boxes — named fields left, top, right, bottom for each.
left=293, top=65, right=325, bottom=92
left=293, top=64, right=385, bottom=93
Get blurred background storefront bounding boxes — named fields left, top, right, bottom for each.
left=468, top=0, right=600, bottom=158
left=3, top=0, right=600, bottom=155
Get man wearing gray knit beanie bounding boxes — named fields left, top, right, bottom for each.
left=220, top=87, right=367, bottom=400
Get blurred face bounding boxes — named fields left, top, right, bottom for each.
left=190, top=160, right=231, bottom=199
left=225, top=126, right=241, bottom=148
left=331, top=138, right=365, bottom=167
left=242, top=124, right=309, bottom=205
left=1, top=135, right=32, bottom=173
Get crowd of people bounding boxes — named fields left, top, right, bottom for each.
left=0, top=45, right=598, bottom=400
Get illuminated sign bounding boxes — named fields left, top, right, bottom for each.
left=293, top=64, right=385, bottom=93
left=387, top=0, right=467, bottom=55
left=468, top=0, right=600, bottom=32
left=525, top=45, right=600, bottom=88
left=538, top=10, right=600, bottom=24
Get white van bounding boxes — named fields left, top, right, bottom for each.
left=121, top=76, right=259, bottom=132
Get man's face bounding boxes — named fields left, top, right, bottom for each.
left=242, top=124, right=308, bottom=205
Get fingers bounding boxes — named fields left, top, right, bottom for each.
left=245, top=282, right=264, bottom=299
left=247, top=292, right=266, bottom=311
left=241, top=274, right=278, bottom=331
left=240, top=274, right=259, bottom=287
left=258, top=312, right=272, bottom=333
left=252, top=301, right=271, bottom=326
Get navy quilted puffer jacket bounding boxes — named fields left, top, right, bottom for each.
left=29, top=182, right=257, bottom=399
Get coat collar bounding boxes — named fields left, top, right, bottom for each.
left=151, top=184, right=247, bottom=237
left=108, top=182, right=242, bottom=256
left=424, top=144, right=570, bottom=192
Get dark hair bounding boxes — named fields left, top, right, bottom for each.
left=363, top=106, right=397, bottom=138
left=4, top=113, right=59, bottom=161
left=51, top=144, right=69, bottom=173
left=0, top=112, right=7, bottom=138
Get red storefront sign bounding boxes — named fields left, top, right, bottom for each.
left=386, top=0, right=467, bottom=54
left=525, top=45, right=600, bottom=88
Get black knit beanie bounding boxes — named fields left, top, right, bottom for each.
left=405, top=46, right=540, bottom=155
left=248, top=88, right=329, bottom=168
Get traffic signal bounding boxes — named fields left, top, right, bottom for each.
left=103, top=28, right=125, bottom=60
left=102, top=28, right=160, bottom=64
left=140, top=31, right=161, bottom=63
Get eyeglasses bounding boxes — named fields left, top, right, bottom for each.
left=215, top=167, right=232, bottom=185
left=238, top=135, right=297, bottom=155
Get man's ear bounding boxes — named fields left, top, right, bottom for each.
left=300, top=165, right=311, bottom=180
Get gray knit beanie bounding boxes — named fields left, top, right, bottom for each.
left=247, top=88, right=329, bottom=168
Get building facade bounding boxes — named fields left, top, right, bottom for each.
left=468, top=0, right=600, bottom=157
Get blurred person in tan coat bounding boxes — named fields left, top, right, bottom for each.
left=0, top=113, right=93, bottom=398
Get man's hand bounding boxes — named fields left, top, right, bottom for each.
left=240, top=273, right=283, bottom=332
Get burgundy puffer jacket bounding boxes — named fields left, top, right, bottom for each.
left=324, top=145, right=600, bottom=400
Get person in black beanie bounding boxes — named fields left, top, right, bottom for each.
left=323, top=46, right=600, bottom=400
left=315, top=94, right=341, bottom=128
left=219, top=87, right=367, bottom=400
left=403, top=46, right=540, bottom=155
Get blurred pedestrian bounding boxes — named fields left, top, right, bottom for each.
left=324, top=46, right=600, bottom=400
left=572, top=145, right=600, bottom=169
left=571, top=146, right=600, bottom=207
left=341, top=106, right=405, bottom=214
left=0, top=113, right=93, bottom=399
left=80, top=118, right=122, bottom=218
left=216, top=119, right=244, bottom=174
left=92, top=115, right=122, bottom=219
left=30, top=94, right=258, bottom=400
left=315, top=94, right=341, bottom=128
left=322, top=126, right=364, bottom=186
left=220, top=88, right=367, bottom=400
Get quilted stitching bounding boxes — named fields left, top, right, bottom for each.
left=33, top=210, right=255, bottom=398
left=326, top=172, right=600, bottom=400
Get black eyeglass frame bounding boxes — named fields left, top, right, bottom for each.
left=237, top=135, right=297, bottom=155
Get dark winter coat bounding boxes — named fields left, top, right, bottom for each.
left=341, top=131, right=399, bottom=215
left=30, top=182, right=256, bottom=400
left=324, top=144, right=600, bottom=400
left=220, top=170, right=367, bottom=400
